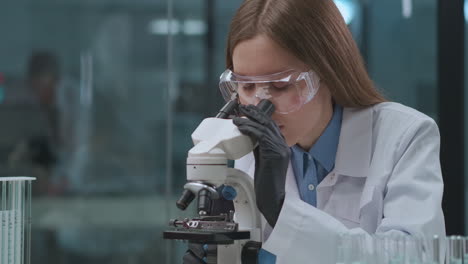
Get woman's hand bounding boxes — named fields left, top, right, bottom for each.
left=233, top=104, right=290, bottom=227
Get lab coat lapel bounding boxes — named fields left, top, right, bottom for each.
left=316, top=107, right=373, bottom=210
left=333, top=107, right=373, bottom=178
left=285, top=160, right=300, bottom=198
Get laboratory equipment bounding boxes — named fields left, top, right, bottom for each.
left=335, top=233, right=451, bottom=264
left=446, top=236, right=464, bottom=264
left=336, top=233, right=368, bottom=264
left=0, top=177, right=35, bottom=264
left=163, top=98, right=274, bottom=263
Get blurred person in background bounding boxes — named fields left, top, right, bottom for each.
left=7, top=51, right=66, bottom=195
left=5, top=51, right=74, bottom=263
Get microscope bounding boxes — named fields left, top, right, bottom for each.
left=163, top=97, right=274, bottom=264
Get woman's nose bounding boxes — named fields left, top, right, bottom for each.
left=252, top=94, right=262, bottom=106
left=254, top=86, right=271, bottom=102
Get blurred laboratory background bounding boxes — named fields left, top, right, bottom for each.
left=0, top=0, right=465, bottom=263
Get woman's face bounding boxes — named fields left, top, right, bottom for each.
left=232, top=34, right=333, bottom=148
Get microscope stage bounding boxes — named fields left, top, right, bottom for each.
left=163, top=230, right=250, bottom=245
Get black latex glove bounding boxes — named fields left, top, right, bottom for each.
left=233, top=104, right=290, bottom=228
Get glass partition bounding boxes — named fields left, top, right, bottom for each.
left=0, top=0, right=445, bottom=263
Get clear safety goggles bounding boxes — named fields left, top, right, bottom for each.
left=219, top=69, right=320, bottom=114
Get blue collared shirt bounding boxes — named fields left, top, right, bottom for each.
left=258, top=104, right=343, bottom=263
left=290, top=103, right=343, bottom=206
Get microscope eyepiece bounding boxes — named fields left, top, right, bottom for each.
left=216, top=93, right=239, bottom=119
left=257, top=99, right=275, bottom=117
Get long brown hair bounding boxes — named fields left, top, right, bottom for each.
left=226, top=0, right=386, bottom=107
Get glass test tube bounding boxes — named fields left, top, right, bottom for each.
left=25, top=180, right=32, bottom=264
left=336, top=233, right=368, bottom=264
left=0, top=177, right=34, bottom=264
left=446, top=236, right=464, bottom=264
left=428, top=235, right=441, bottom=264
left=336, top=233, right=347, bottom=264
left=1, top=181, right=6, bottom=264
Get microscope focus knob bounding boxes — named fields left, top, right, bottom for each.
left=221, top=185, right=237, bottom=200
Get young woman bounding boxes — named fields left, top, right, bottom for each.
left=185, top=0, right=445, bottom=263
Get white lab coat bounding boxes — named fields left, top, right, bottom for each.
left=235, top=102, right=446, bottom=264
